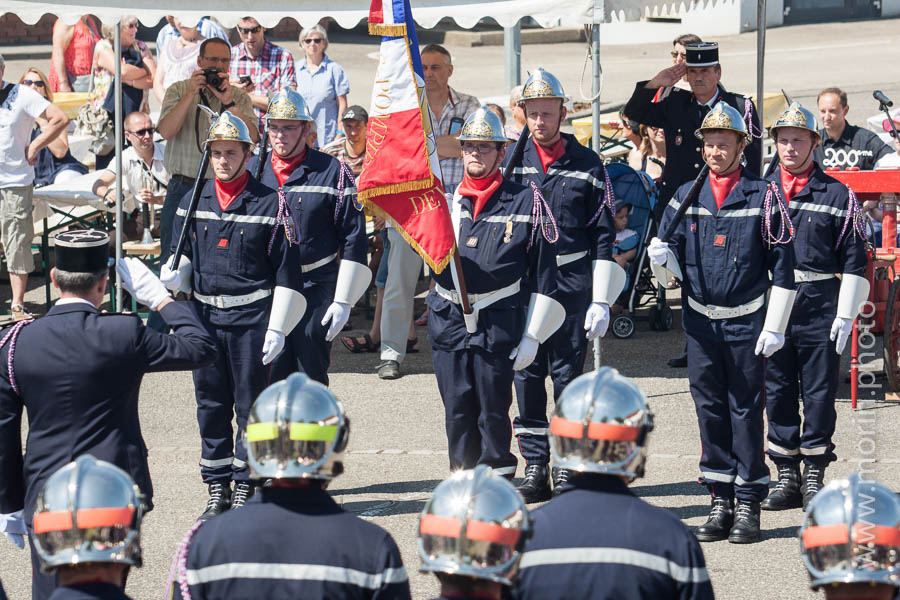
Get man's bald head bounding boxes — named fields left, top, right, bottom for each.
left=125, top=112, right=152, bottom=131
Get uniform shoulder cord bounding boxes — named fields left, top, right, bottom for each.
left=761, top=182, right=794, bottom=246
left=835, top=185, right=867, bottom=251
left=0, top=319, right=33, bottom=396
left=743, top=98, right=763, bottom=140
left=335, top=160, right=364, bottom=223
left=268, top=188, right=299, bottom=255
left=586, top=164, right=617, bottom=228
left=166, top=519, right=204, bottom=600
left=527, top=180, right=559, bottom=251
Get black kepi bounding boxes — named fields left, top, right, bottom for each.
left=54, top=229, right=109, bottom=273
left=685, top=42, right=719, bottom=67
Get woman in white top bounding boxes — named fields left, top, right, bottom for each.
left=152, top=17, right=208, bottom=104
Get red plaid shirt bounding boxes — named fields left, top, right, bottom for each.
left=230, top=39, right=297, bottom=124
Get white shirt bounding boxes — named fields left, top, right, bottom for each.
left=875, top=152, right=900, bottom=169
left=106, top=141, right=170, bottom=206
left=0, top=81, right=50, bottom=188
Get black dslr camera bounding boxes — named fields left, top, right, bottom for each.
left=202, top=68, right=224, bottom=89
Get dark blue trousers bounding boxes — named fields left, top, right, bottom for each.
left=148, top=176, right=195, bottom=333
left=433, top=346, right=517, bottom=476
left=192, top=305, right=270, bottom=483
left=513, top=302, right=588, bottom=465
left=271, top=280, right=333, bottom=386
left=765, top=339, right=839, bottom=465
left=687, top=333, right=769, bottom=502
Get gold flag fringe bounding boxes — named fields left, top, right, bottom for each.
left=368, top=23, right=407, bottom=37
left=357, top=175, right=434, bottom=202
left=362, top=201, right=456, bottom=274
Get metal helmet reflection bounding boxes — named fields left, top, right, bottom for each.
left=550, top=367, right=654, bottom=480
left=418, top=465, right=530, bottom=586
left=245, top=372, right=349, bottom=482
left=265, top=88, right=313, bottom=122
left=520, top=68, right=567, bottom=103
left=32, top=455, right=145, bottom=573
left=204, top=110, right=254, bottom=150
left=801, top=472, right=900, bottom=589
left=457, top=107, right=511, bottom=144
left=694, top=101, right=750, bottom=143
left=770, top=102, right=820, bottom=142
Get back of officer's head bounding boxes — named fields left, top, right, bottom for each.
left=52, top=229, right=110, bottom=298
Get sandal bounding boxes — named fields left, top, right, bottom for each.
left=341, top=333, right=379, bottom=353
left=406, top=337, right=419, bottom=354
left=10, top=304, right=32, bottom=322
left=414, top=309, right=429, bottom=326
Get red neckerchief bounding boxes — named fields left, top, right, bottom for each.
left=214, top=170, right=250, bottom=211
left=533, top=137, right=565, bottom=174
left=456, top=171, right=503, bottom=220
left=709, top=168, right=742, bottom=209
left=779, top=163, right=815, bottom=203
left=270, top=148, right=307, bottom=187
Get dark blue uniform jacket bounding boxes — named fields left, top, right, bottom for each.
left=48, top=583, right=132, bottom=600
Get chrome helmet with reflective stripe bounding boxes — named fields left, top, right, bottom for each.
left=203, top=110, right=255, bottom=150
left=457, top=106, right=511, bottom=144
left=801, top=472, right=900, bottom=589
left=550, top=366, right=654, bottom=480
left=265, top=88, right=313, bottom=122
left=245, top=372, right=349, bottom=482
left=770, top=102, right=820, bottom=142
left=418, top=465, right=530, bottom=586
left=33, top=455, right=145, bottom=573
left=520, top=67, right=567, bottom=103
left=694, top=101, right=751, bottom=143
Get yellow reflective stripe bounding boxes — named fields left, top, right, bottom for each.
left=246, top=422, right=279, bottom=442
left=290, top=423, right=337, bottom=441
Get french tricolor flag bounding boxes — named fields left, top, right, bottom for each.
left=359, top=0, right=456, bottom=274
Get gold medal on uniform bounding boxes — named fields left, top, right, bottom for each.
left=503, top=220, right=513, bottom=243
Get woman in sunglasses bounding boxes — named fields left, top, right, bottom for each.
left=295, top=24, right=348, bottom=148
left=18, top=68, right=88, bottom=187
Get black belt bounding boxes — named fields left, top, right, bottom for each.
left=171, top=174, right=196, bottom=185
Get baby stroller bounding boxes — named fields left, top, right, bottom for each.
left=604, top=162, right=671, bottom=338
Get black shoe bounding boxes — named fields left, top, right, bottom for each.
left=695, top=496, right=734, bottom=542
left=551, top=466, right=571, bottom=497
left=761, top=462, right=802, bottom=511
left=517, top=464, right=552, bottom=503
left=199, top=481, right=231, bottom=521
left=728, top=501, right=761, bottom=544
left=231, top=481, right=254, bottom=509
left=801, top=464, right=826, bottom=510
left=667, top=353, right=687, bottom=368
left=377, top=360, right=400, bottom=380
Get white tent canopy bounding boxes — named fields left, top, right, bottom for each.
left=6, top=0, right=586, bottom=30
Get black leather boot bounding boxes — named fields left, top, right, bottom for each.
left=231, top=481, right=255, bottom=509
left=728, top=500, right=761, bottom=544
left=695, top=496, right=734, bottom=542
left=199, top=480, right=231, bottom=521
left=761, top=462, right=802, bottom=511
left=801, top=463, right=826, bottom=510
left=517, top=464, right=552, bottom=503
left=551, top=466, right=571, bottom=497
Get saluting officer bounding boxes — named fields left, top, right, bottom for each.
left=648, top=103, right=796, bottom=544
left=0, top=229, right=216, bottom=600
left=32, top=456, right=146, bottom=600
left=168, top=373, right=411, bottom=600
left=253, top=89, right=370, bottom=386
left=418, top=466, right=530, bottom=600
left=429, top=107, right=563, bottom=478
left=625, top=42, right=762, bottom=207
left=514, top=368, right=713, bottom=600
left=162, top=112, right=307, bottom=521
left=761, top=104, right=869, bottom=512
left=503, top=68, right=624, bottom=502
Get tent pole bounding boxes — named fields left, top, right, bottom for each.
left=757, top=0, right=767, bottom=174
left=591, top=1, right=603, bottom=155
left=114, top=20, right=124, bottom=311
left=504, top=19, right=521, bottom=93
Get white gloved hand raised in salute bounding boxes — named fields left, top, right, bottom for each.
left=116, top=258, right=171, bottom=310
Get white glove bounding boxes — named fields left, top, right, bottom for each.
left=116, top=258, right=170, bottom=310
left=159, top=262, right=182, bottom=292
left=321, top=301, right=351, bottom=342
left=648, top=237, right=670, bottom=266
left=584, top=302, right=611, bottom=341
left=509, top=335, right=540, bottom=371
left=0, top=510, right=25, bottom=550
left=830, top=316, right=854, bottom=354
left=755, top=330, right=785, bottom=357
left=261, top=329, right=285, bottom=365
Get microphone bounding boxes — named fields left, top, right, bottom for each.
left=874, top=90, right=893, bottom=108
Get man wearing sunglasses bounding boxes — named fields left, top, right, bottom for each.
left=230, top=17, right=297, bottom=128
left=653, top=33, right=701, bottom=102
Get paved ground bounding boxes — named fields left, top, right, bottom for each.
left=1, top=15, right=899, bottom=600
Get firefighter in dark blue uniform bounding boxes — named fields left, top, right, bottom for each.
left=253, top=90, right=370, bottom=386
left=162, top=112, right=307, bottom=521
left=648, top=102, right=796, bottom=543
left=32, top=456, right=145, bottom=600
left=418, top=465, right=530, bottom=600
left=502, top=69, right=624, bottom=501
left=0, top=229, right=215, bottom=600
left=624, top=42, right=763, bottom=207
left=514, top=368, right=713, bottom=600
left=168, top=373, right=411, bottom=600
left=429, top=107, right=563, bottom=478
left=761, top=104, right=870, bottom=512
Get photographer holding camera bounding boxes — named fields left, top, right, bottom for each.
left=157, top=38, right=259, bottom=308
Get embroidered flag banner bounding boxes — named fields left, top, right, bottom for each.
left=358, top=0, right=455, bottom=273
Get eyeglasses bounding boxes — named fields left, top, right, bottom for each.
left=21, top=79, right=45, bottom=88
left=125, top=22, right=138, bottom=30
left=889, top=130, right=899, bottom=139
left=127, top=127, right=155, bottom=137
left=238, top=25, right=262, bottom=34
left=671, top=51, right=686, bottom=58
left=303, top=38, right=324, bottom=44
left=461, top=142, right=497, bottom=154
